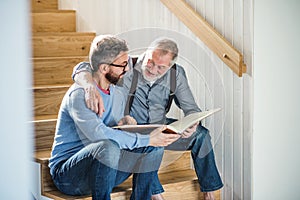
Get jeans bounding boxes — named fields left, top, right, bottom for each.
left=116, top=146, right=164, bottom=198
left=162, top=119, right=224, bottom=192
left=51, top=140, right=164, bottom=200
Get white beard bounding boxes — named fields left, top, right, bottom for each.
left=141, top=64, right=164, bottom=82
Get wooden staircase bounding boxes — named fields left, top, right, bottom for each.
left=31, top=0, right=220, bottom=199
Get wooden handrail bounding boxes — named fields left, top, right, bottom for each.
left=160, top=0, right=247, bottom=77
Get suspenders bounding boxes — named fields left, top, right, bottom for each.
left=124, top=57, right=177, bottom=116
left=124, top=58, right=139, bottom=115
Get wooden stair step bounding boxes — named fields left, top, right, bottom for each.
left=33, top=118, right=57, bottom=151
left=33, top=85, right=69, bottom=117
left=35, top=114, right=59, bottom=121
left=35, top=149, right=198, bottom=200
left=35, top=150, right=52, bottom=164
left=32, top=32, right=96, bottom=57
left=31, top=0, right=58, bottom=12
left=161, top=180, right=201, bottom=200
left=43, top=169, right=201, bottom=200
left=33, top=56, right=88, bottom=86
left=32, top=11, right=76, bottom=32
left=35, top=149, right=192, bottom=170
left=34, top=149, right=191, bottom=192
left=163, top=179, right=220, bottom=200
left=159, top=150, right=192, bottom=174
left=42, top=170, right=220, bottom=200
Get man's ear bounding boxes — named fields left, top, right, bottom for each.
left=99, top=64, right=109, bottom=73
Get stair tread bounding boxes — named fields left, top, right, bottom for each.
left=32, top=56, right=88, bottom=60
left=32, top=32, right=96, bottom=36
left=33, top=84, right=71, bottom=90
left=35, top=150, right=51, bottom=164
left=34, top=149, right=191, bottom=169
left=32, top=10, right=75, bottom=13
left=34, top=115, right=58, bottom=121
left=44, top=190, right=93, bottom=200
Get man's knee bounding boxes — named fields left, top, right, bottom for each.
left=192, top=125, right=214, bottom=158
left=89, top=140, right=120, bottom=168
left=195, top=125, right=210, bottom=141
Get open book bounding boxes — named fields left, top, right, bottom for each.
left=113, top=108, right=221, bottom=134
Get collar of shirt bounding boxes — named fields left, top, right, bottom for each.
left=94, top=81, right=110, bottom=95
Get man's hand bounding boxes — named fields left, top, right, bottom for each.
left=149, top=125, right=180, bottom=147
left=181, top=122, right=199, bottom=138
left=84, top=83, right=105, bottom=117
left=118, top=115, right=137, bottom=125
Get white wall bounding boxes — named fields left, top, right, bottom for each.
left=253, top=0, right=300, bottom=199
left=0, top=0, right=33, bottom=199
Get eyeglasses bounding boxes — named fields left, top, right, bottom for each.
left=103, top=61, right=128, bottom=71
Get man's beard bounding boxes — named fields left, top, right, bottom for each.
left=105, top=70, right=126, bottom=85
left=141, top=64, right=162, bottom=82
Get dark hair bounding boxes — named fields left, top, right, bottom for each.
left=89, top=35, right=128, bottom=72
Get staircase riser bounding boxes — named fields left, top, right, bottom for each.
left=32, top=12, right=76, bottom=32
left=32, top=34, right=95, bottom=57
left=33, top=57, right=87, bottom=86
left=31, top=0, right=58, bottom=11
left=34, top=86, right=68, bottom=116
left=34, top=120, right=57, bottom=151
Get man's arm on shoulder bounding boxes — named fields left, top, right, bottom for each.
left=72, top=62, right=104, bottom=116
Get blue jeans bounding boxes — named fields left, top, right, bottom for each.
left=51, top=140, right=164, bottom=200
left=163, top=119, right=224, bottom=192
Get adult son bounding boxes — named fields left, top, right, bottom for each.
left=73, top=37, right=223, bottom=200
left=49, top=35, right=180, bottom=200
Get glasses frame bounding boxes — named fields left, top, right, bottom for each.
left=102, top=61, right=128, bottom=71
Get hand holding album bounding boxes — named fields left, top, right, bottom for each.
left=181, top=121, right=199, bottom=138
left=118, top=115, right=137, bottom=125
left=113, top=108, right=221, bottom=135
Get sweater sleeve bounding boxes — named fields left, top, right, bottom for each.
left=69, top=88, right=149, bottom=149
left=71, top=62, right=93, bottom=80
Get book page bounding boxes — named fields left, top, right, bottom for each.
left=168, top=108, right=222, bottom=134
left=113, top=108, right=221, bottom=135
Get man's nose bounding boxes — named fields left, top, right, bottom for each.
left=124, top=64, right=130, bottom=72
left=148, top=64, right=159, bottom=74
